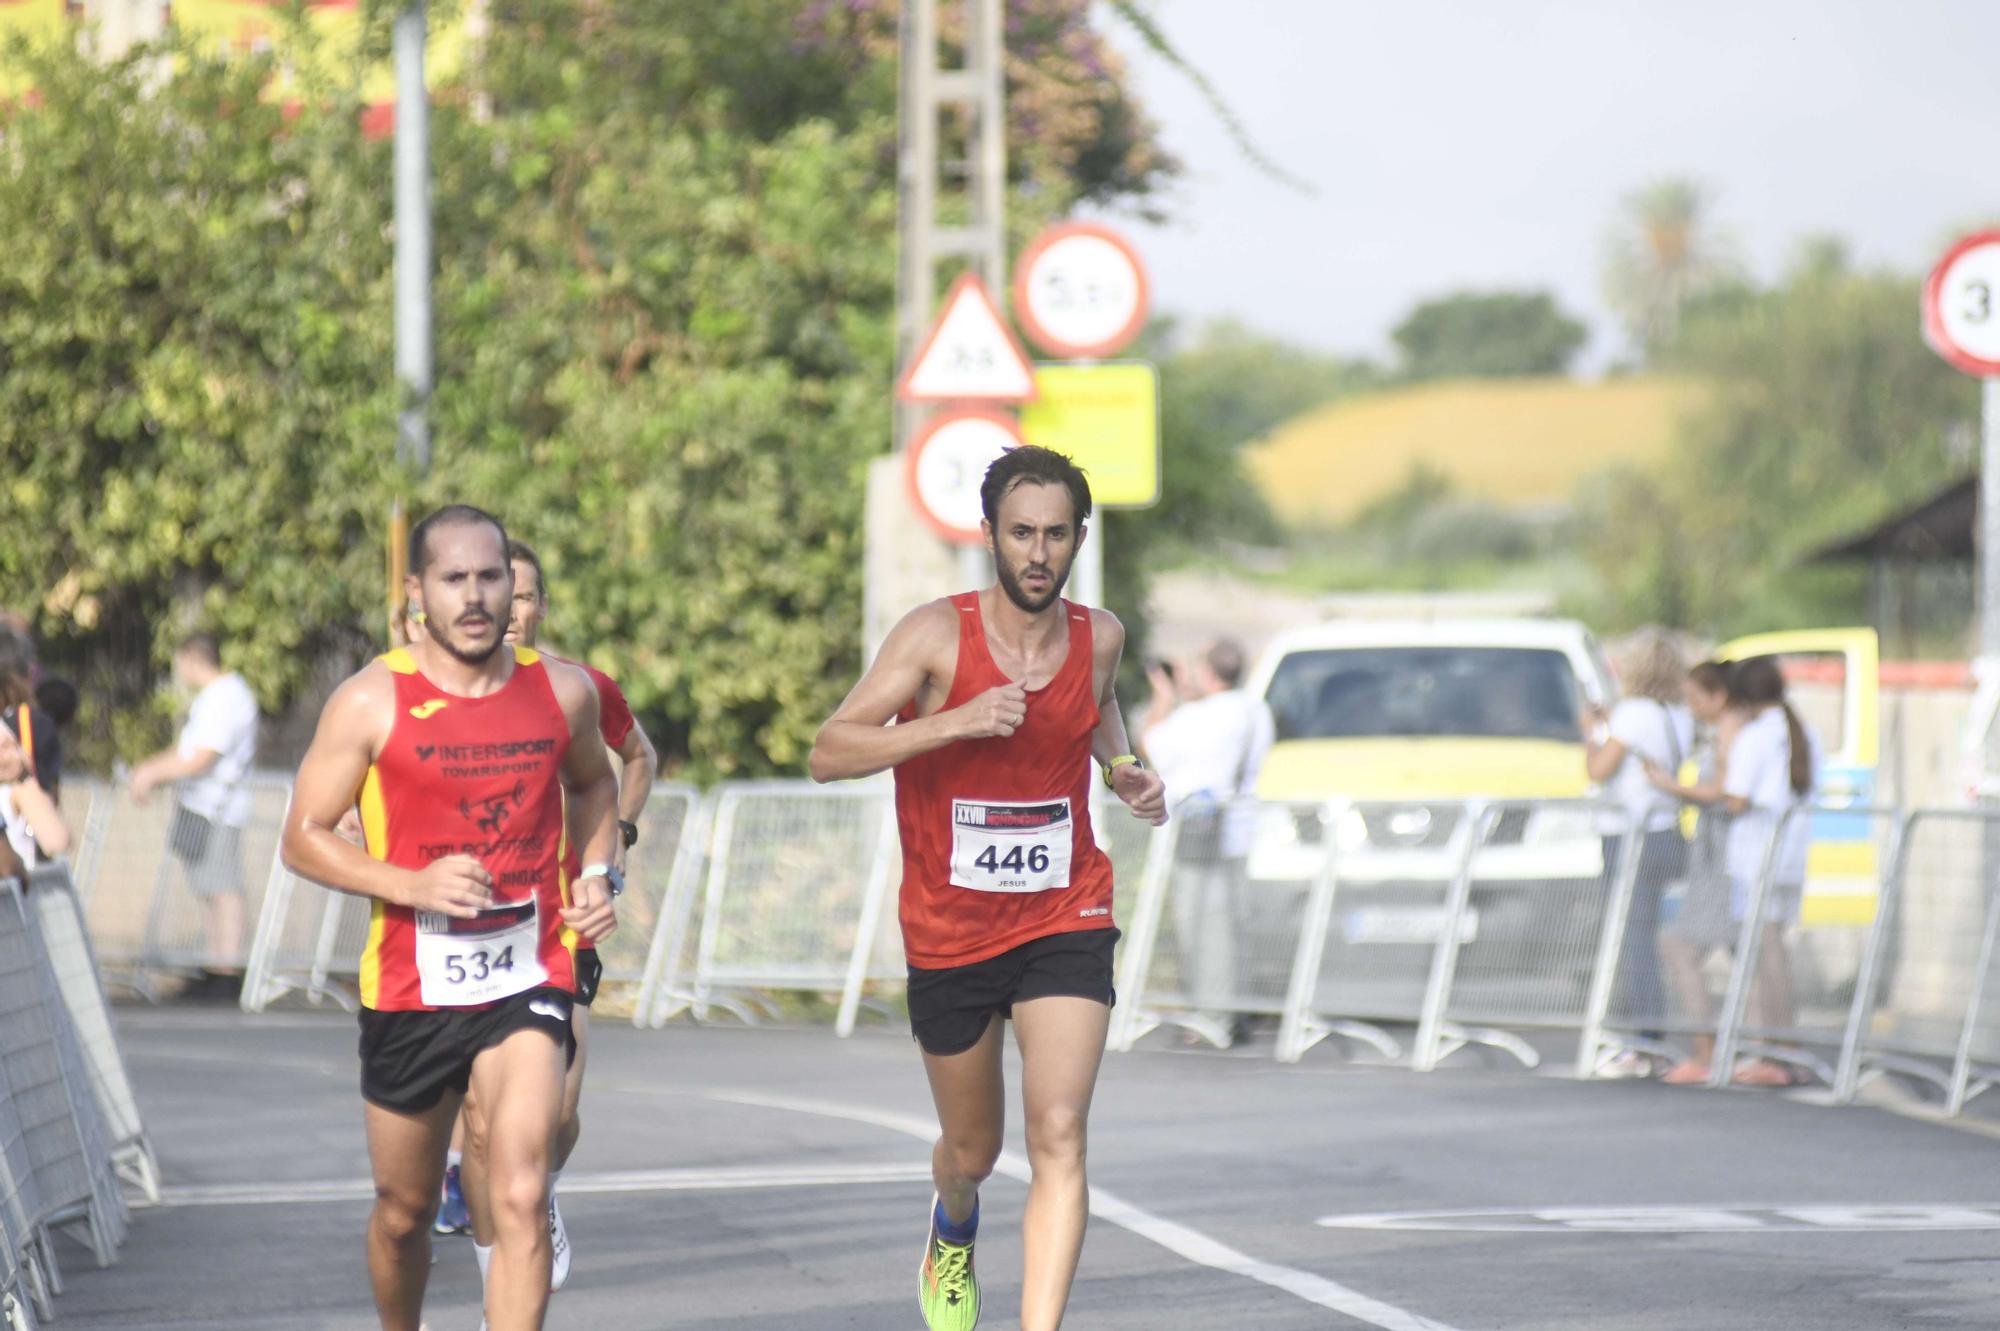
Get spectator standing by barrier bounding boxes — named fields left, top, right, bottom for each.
left=128, top=632, right=260, bottom=1000
left=1580, top=629, right=1694, bottom=1072
left=0, top=704, right=69, bottom=879
left=1649, top=656, right=1818, bottom=1086
left=0, top=623, right=63, bottom=796
left=1645, top=661, right=1743, bottom=1083
left=1138, top=639, right=1274, bottom=1048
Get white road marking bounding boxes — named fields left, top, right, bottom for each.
left=706, top=1088, right=1468, bottom=1331
left=148, top=1161, right=932, bottom=1209
left=1318, top=1204, right=2000, bottom=1234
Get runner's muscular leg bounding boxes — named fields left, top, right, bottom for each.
left=920, top=1013, right=1005, bottom=1225
left=1012, top=995, right=1110, bottom=1331
left=467, top=1027, right=565, bottom=1331
left=555, top=1003, right=589, bottom=1169
left=464, top=1006, right=576, bottom=1248
left=362, top=1091, right=462, bottom=1331
left=459, top=1089, right=494, bottom=1246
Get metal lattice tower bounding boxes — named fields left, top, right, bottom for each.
left=895, top=0, right=1007, bottom=451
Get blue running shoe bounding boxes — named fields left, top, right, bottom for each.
left=434, top=1163, right=471, bottom=1235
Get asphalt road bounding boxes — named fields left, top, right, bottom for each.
left=49, top=1006, right=2000, bottom=1330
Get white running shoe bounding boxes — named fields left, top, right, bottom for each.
left=547, top=1190, right=571, bottom=1292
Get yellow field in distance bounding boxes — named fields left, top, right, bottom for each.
left=1250, top=375, right=1706, bottom=526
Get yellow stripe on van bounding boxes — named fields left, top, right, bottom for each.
left=1802, top=894, right=1878, bottom=928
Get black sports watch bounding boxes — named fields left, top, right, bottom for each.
left=618, top=819, right=640, bottom=849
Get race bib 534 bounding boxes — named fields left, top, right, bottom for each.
left=415, top=897, right=548, bottom=1007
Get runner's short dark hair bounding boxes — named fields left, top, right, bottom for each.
left=507, top=540, right=547, bottom=603
left=979, top=446, right=1094, bottom=530
left=409, top=505, right=510, bottom=576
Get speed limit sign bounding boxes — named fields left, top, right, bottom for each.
left=1014, top=221, right=1149, bottom=360
left=905, top=410, right=1022, bottom=544
left=1923, top=230, right=2000, bottom=377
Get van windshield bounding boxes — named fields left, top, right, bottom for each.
left=1264, top=647, right=1583, bottom=742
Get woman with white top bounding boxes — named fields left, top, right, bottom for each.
left=1642, top=661, right=1743, bottom=1082
left=1580, top=629, right=1695, bottom=1056
left=0, top=705, right=69, bottom=879
left=1650, top=656, right=1818, bottom=1086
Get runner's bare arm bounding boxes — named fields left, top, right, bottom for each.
left=810, top=600, right=1026, bottom=782
left=281, top=666, right=494, bottom=916
left=614, top=721, right=658, bottom=830
left=550, top=662, right=619, bottom=941
left=1086, top=609, right=1168, bottom=824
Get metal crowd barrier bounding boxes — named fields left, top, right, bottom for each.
left=72, top=771, right=293, bottom=1000
left=1415, top=800, right=1635, bottom=1072
left=1579, top=804, right=1740, bottom=1075
left=68, top=760, right=2000, bottom=1122
left=589, top=783, right=705, bottom=999
left=0, top=869, right=138, bottom=1323
left=244, top=781, right=710, bottom=1017
left=1834, top=808, right=2000, bottom=1110
left=57, top=780, right=111, bottom=914
left=667, top=780, right=900, bottom=1026
left=1698, top=807, right=1899, bottom=1089
left=21, top=868, right=158, bottom=1203
left=240, top=835, right=373, bottom=1013
left=1106, top=793, right=2000, bottom=1105
left=1278, top=800, right=1597, bottom=1065
left=1114, top=799, right=1344, bottom=1053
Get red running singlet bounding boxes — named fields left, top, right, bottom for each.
left=356, top=645, right=577, bottom=1011
left=547, top=653, right=633, bottom=942
left=894, top=593, right=1115, bottom=969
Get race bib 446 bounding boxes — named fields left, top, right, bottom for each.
left=949, top=798, right=1073, bottom=894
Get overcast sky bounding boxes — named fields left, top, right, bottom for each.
left=1093, top=1, right=2000, bottom=371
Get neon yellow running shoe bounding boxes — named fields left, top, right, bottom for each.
left=918, top=1197, right=980, bottom=1330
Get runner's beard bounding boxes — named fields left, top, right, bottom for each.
left=994, top=548, right=1071, bottom=613
left=437, top=615, right=504, bottom=666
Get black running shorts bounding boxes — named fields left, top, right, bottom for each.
left=358, top=986, right=577, bottom=1114
left=906, top=927, right=1119, bottom=1057
left=573, top=946, right=604, bottom=1008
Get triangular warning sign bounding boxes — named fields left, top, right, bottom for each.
left=896, top=273, right=1039, bottom=404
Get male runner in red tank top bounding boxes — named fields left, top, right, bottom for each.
left=811, top=446, right=1167, bottom=1331
left=444, top=537, right=659, bottom=1297
left=281, top=505, right=621, bottom=1331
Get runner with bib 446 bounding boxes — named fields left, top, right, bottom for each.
left=811, top=446, right=1167, bottom=1331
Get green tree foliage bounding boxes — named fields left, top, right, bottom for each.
left=1601, top=177, right=1739, bottom=359
left=0, top=1, right=1173, bottom=777
left=1571, top=242, right=1978, bottom=634
left=1389, top=289, right=1587, bottom=381
left=0, top=35, right=396, bottom=761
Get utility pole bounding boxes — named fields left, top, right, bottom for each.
left=896, top=0, right=1007, bottom=593
left=394, top=3, right=432, bottom=475
left=388, top=1, right=432, bottom=632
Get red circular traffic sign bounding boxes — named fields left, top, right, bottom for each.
left=904, top=410, right=1023, bottom=544
left=1923, top=230, right=2000, bottom=377
left=1013, top=221, right=1149, bottom=360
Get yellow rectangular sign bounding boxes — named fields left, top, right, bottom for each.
left=1019, top=362, right=1160, bottom=509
